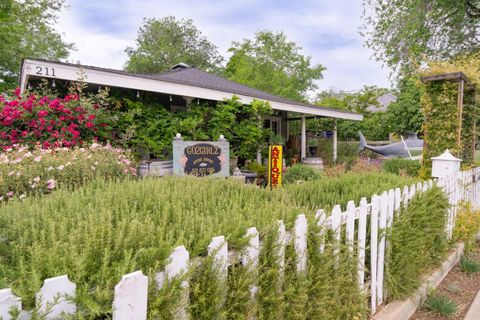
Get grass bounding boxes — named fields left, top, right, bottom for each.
left=423, top=293, right=457, bottom=317
left=460, top=257, right=480, bottom=274
left=0, top=172, right=419, bottom=316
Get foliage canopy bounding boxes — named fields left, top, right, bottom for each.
left=362, top=0, right=480, bottom=73
left=225, top=30, right=325, bottom=102
left=0, top=0, right=73, bottom=90
left=125, top=16, right=224, bottom=74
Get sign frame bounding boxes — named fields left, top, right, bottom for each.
left=268, top=145, right=283, bottom=189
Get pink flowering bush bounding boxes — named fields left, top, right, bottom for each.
left=0, top=88, right=112, bottom=149
left=0, top=143, right=136, bottom=202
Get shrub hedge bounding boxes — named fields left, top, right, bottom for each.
left=0, top=143, right=136, bottom=202
left=284, top=172, right=416, bottom=211
left=386, top=186, right=449, bottom=300
left=0, top=172, right=416, bottom=317
left=382, top=158, right=421, bottom=177
left=283, top=164, right=322, bottom=184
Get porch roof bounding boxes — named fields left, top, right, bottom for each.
left=20, top=58, right=363, bottom=121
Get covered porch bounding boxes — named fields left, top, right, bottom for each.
left=19, top=58, right=363, bottom=162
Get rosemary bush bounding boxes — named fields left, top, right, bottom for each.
left=386, top=186, right=449, bottom=300
left=0, top=172, right=417, bottom=317
left=284, top=172, right=416, bottom=210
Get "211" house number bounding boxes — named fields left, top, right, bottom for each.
left=35, top=66, right=56, bottom=77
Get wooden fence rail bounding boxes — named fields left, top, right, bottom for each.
left=1, top=168, right=480, bottom=319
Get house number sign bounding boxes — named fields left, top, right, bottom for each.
left=34, top=66, right=56, bottom=77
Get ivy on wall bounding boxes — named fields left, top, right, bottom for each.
left=114, top=96, right=272, bottom=161
left=421, top=81, right=459, bottom=172
left=420, top=79, right=477, bottom=176
left=461, top=86, right=477, bottom=162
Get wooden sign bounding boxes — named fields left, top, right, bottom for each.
left=268, top=145, right=283, bottom=189
left=173, top=135, right=229, bottom=177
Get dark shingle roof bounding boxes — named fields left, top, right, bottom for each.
left=23, top=58, right=361, bottom=117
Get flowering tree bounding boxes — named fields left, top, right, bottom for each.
left=0, top=88, right=112, bottom=149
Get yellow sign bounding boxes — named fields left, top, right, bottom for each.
left=268, top=145, right=283, bottom=189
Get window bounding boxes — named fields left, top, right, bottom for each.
left=264, top=117, right=281, bottom=136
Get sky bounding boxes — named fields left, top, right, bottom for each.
left=55, top=0, right=392, bottom=94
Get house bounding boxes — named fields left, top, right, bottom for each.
left=19, top=58, right=363, bottom=162
left=366, top=93, right=397, bottom=113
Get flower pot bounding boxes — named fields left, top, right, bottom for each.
left=309, top=146, right=318, bottom=157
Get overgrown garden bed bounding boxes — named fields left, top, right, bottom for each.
left=0, top=170, right=445, bottom=318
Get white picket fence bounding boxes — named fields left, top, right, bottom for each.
left=1, top=168, right=480, bottom=319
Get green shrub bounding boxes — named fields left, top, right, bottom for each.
left=386, top=186, right=449, bottom=299
left=246, top=161, right=267, bottom=177
left=460, top=257, right=480, bottom=274
left=0, top=143, right=136, bottom=202
left=0, top=171, right=419, bottom=317
left=337, top=141, right=359, bottom=168
left=283, top=164, right=322, bottom=184
left=423, top=293, right=457, bottom=317
left=284, top=172, right=416, bottom=211
left=382, top=158, right=421, bottom=177
left=0, top=177, right=304, bottom=314
left=453, top=203, right=480, bottom=253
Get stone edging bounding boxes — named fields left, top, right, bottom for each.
left=371, top=243, right=464, bottom=320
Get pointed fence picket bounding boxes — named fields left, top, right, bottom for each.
left=1, top=169, right=479, bottom=319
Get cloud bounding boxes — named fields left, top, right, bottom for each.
left=55, top=0, right=391, bottom=91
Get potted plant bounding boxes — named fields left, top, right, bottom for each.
left=308, top=138, right=318, bottom=157
left=270, top=134, right=286, bottom=145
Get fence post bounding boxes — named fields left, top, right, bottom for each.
left=36, top=275, right=76, bottom=319
left=358, top=197, right=368, bottom=290
left=0, top=289, right=22, bottom=320
left=409, top=184, right=417, bottom=200
left=294, top=214, right=308, bottom=273
left=394, top=188, right=401, bottom=213
left=331, top=205, right=342, bottom=258
left=402, top=185, right=409, bottom=208
left=346, top=201, right=356, bottom=255
left=113, top=271, right=148, bottom=320
left=208, top=236, right=228, bottom=280
left=376, top=191, right=389, bottom=306
left=157, top=246, right=190, bottom=319
left=316, top=209, right=326, bottom=253
left=242, top=227, right=260, bottom=300
left=370, top=194, right=380, bottom=314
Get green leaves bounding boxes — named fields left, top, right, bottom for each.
left=116, top=96, right=271, bottom=160
left=386, top=186, right=449, bottom=299
left=0, top=0, right=73, bottom=90
left=362, top=0, right=480, bottom=74
left=125, top=16, right=224, bottom=74
left=386, top=77, right=424, bottom=135
left=225, top=31, right=325, bottom=102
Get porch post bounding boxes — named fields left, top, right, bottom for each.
left=333, top=119, right=338, bottom=163
left=257, top=114, right=262, bottom=164
left=301, top=115, right=306, bottom=160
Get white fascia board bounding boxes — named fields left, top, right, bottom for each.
left=22, top=59, right=362, bottom=121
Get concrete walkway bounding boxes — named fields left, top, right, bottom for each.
left=464, top=289, right=480, bottom=320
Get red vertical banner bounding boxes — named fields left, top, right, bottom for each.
left=268, top=145, right=283, bottom=189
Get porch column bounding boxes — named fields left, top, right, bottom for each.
left=301, top=115, right=306, bottom=160
left=333, top=119, right=338, bottom=163
left=257, top=114, right=262, bottom=164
